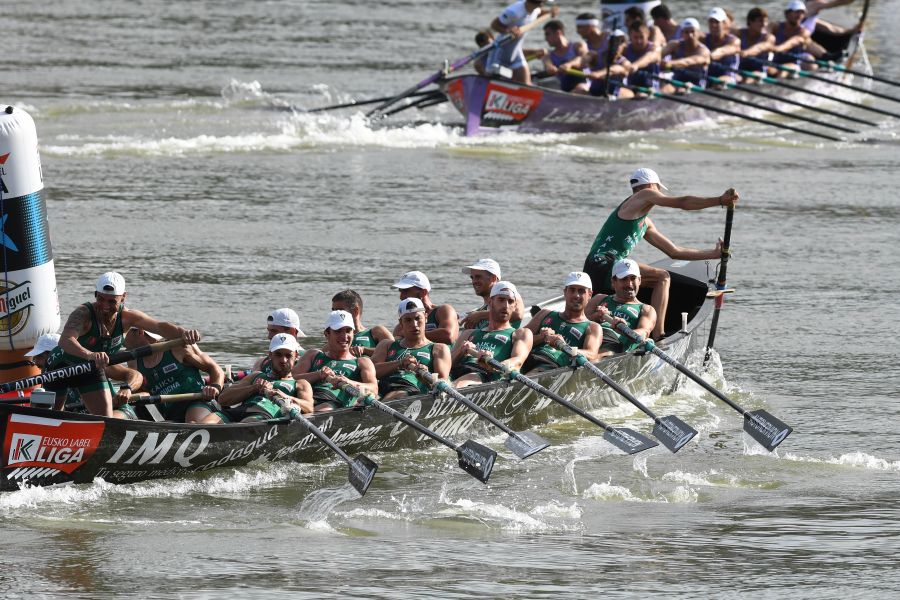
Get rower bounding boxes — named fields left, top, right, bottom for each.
left=293, top=310, right=378, bottom=412
left=485, top=0, right=559, bottom=85
left=54, top=272, right=199, bottom=418
left=705, top=7, right=741, bottom=85
left=582, top=168, right=738, bottom=340
left=331, top=289, right=393, bottom=357
left=738, top=7, right=776, bottom=79
left=451, top=281, right=533, bottom=389
left=460, top=258, right=525, bottom=331
left=562, top=17, right=633, bottom=98
left=650, top=4, right=681, bottom=42
left=525, top=272, right=603, bottom=373
left=371, top=298, right=451, bottom=401
left=124, top=327, right=223, bottom=423
left=24, top=333, right=84, bottom=413
left=770, top=0, right=817, bottom=75
left=803, top=0, right=862, bottom=46
left=541, top=20, right=589, bottom=93
left=474, top=29, right=496, bottom=76
left=392, top=271, right=459, bottom=345
left=621, top=22, right=663, bottom=95
left=587, top=259, right=657, bottom=353
left=660, top=18, right=711, bottom=92
left=209, top=333, right=313, bottom=423
left=623, top=6, right=667, bottom=48
left=251, top=308, right=306, bottom=374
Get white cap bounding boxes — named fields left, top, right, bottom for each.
left=786, top=0, right=806, bottom=11
left=268, top=308, right=300, bottom=330
left=393, top=270, right=431, bottom=291
left=269, top=332, right=300, bottom=353
left=24, top=333, right=60, bottom=357
left=325, top=310, right=355, bottom=331
left=564, top=271, right=593, bottom=289
left=612, top=259, right=641, bottom=279
left=96, top=272, right=125, bottom=296
left=629, top=167, right=669, bottom=191
left=707, top=7, right=728, bottom=22
left=680, top=17, right=701, bottom=32
left=398, top=297, right=426, bottom=317
left=462, top=258, right=501, bottom=279
left=611, top=28, right=627, bottom=37
left=490, top=281, right=519, bottom=299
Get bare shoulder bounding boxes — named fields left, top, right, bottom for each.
left=62, top=304, right=91, bottom=335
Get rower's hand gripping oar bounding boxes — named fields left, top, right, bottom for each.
left=129, top=392, right=206, bottom=405
left=704, top=206, right=734, bottom=366
left=552, top=340, right=697, bottom=453
left=269, top=395, right=377, bottom=497
left=413, top=366, right=550, bottom=459
left=466, top=348, right=657, bottom=455
left=338, top=383, right=496, bottom=484
left=610, top=321, right=792, bottom=452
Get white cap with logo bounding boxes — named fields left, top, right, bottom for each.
left=325, top=310, right=355, bottom=331
left=612, top=259, right=641, bottom=279
left=96, top=272, right=126, bottom=296
left=707, top=7, right=728, bottom=22
left=268, top=308, right=306, bottom=336
left=392, top=270, right=431, bottom=291
left=680, top=17, right=701, bottom=32
left=629, top=167, right=669, bottom=191
left=564, top=271, right=593, bottom=289
left=398, top=297, right=426, bottom=317
left=24, top=333, right=61, bottom=357
left=786, top=0, right=807, bottom=11
left=462, top=258, right=501, bottom=279
left=269, top=333, right=300, bottom=353
left=490, top=281, right=519, bottom=299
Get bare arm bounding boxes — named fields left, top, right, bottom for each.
left=579, top=322, right=604, bottom=362
left=644, top=220, right=724, bottom=261
left=425, top=304, right=459, bottom=345
left=629, top=46, right=662, bottom=71
left=526, top=308, right=552, bottom=337
left=431, top=343, right=452, bottom=380
left=665, top=45, right=711, bottom=69
left=58, top=305, right=95, bottom=362
left=371, top=338, right=401, bottom=379
left=450, top=329, right=475, bottom=365
left=122, top=309, right=200, bottom=345
left=710, top=36, right=741, bottom=61
left=179, top=345, right=225, bottom=400
left=742, top=32, right=775, bottom=57
left=218, top=373, right=262, bottom=407
left=634, top=304, right=658, bottom=340
left=502, top=328, right=534, bottom=371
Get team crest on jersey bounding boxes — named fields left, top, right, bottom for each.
left=494, top=335, right=509, bottom=344
left=416, top=352, right=429, bottom=360
left=542, top=317, right=552, bottom=325
left=569, top=328, right=583, bottom=340
left=162, top=363, right=178, bottom=374
left=110, top=335, right=123, bottom=347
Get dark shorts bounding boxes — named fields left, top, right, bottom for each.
left=450, top=364, right=492, bottom=384
left=773, top=50, right=813, bottom=65
left=672, top=68, right=706, bottom=87
left=588, top=77, right=624, bottom=97
left=378, top=378, right=424, bottom=398
left=583, top=256, right=616, bottom=295
left=159, top=400, right=218, bottom=422
left=313, top=390, right=342, bottom=411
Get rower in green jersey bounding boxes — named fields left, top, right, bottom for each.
left=525, top=271, right=603, bottom=373
left=210, top=333, right=313, bottom=423
left=331, top=289, right=393, bottom=358
left=372, top=297, right=452, bottom=400
left=451, top=281, right=533, bottom=389
left=251, top=308, right=307, bottom=375
left=392, top=271, right=459, bottom=345
left=56, top=271, right=202, bottom=418
left=25, top=333, right=87, bottom=413
left=589, top=259, right=657, bottom=353
left=293, top=310, right=378, bottom=412
left=459, top=258, right=526, bottom=331
left=124, top=327, right=224, bottom=423
left=582, top=167, right=738, bottom=339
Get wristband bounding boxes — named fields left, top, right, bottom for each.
left=119, top=384, right=132, bottom=392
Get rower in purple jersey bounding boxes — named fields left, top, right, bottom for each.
left=660, top=17, right=710, bottom=91
left=540, top=20, right=589, bottom=93
left=621, top=21, right=661, bottom=93
left=705, top=7, right=741, bottom=83
left=770, top=0, right=817, bottom=74
left=738, top=7, right=775, bottom=77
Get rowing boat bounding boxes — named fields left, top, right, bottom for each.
left=0, top=257, right=715, bottom=492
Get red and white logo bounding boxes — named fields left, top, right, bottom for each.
left=4, top=413, right=105, bottom=474
left=481, top=83, right=543, bottom=126
left=446, top=79, right=466, bottom=113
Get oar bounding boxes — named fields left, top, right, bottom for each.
left=764, top=61, right=900, bottom=105
left=129, top=392, right=205, bottom=405
left=269, top=394, right=377, bottom=497
left=813, top=60, right=900, bottom=89
left=0, top=338, right=185, bottom=395
left=733, top=68, right=900, bottom=120
left=659, top=75, right=857, bottom=134
left=704, top=206, right=734, bottom=366
left=413, top=366, right=550, bottom=459
left=707, top=74, right=874, bottom=127
left=306, top=90, right=438, bottom=113
left=367, top=13, right=553, bottom=117
left=552, top=340, right=697, bottom=453
left=467, top=349, right=657, bottom=455
left=610, top=320, right=792, bottom=452
left=338, top=383, right=496, bottom=483
left=381, top=91, right=447, bottom=117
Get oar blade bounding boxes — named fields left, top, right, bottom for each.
left=602, top=427, right=659, bottom=455
left=456, top=440, right=497, bottom=484
left=503, top=430, right=551, bottom=459
left=652, top=416, right=698, bottom=454
left=743, top=410, right=793, bottom=452
left=348, top=454, right=378, bottom=496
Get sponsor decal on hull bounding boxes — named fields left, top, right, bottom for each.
left=480, top=83, right=543, bottom=128
left=3, top=413, right=105, bottom=479
left=446, top=79, right=466, bottom=113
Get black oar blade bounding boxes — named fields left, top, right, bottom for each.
left=348, top=454, right=378, bottom=496
left=503, top=430, right=551, bottom=459
left=652, top=416, right=698, bottom=454
left=743, top=410, right=793, bottom=452
left=456, top=440, right=497, bottom=483
left=602, top=427, right=659, bottom=455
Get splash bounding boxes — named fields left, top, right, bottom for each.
left=295, top=484, right=363, bottom=529
left=782, top=451, right=900, bottom=472
left=582, top=480, right=699, bottom=503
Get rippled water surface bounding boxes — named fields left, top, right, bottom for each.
left=3, top=1, right=899, bottom=598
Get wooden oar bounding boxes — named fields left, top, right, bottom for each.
left=659, top=75, right=857, bottom=135
left=706, top=74, right=874, bottom=127
left=764, top=61, right=900, bottom=105
left=129, top=392, right=205, bottom=405
left=413, top=366, right=550, bottom=459
left=367, top=13, right=553, bottom=117
left=306, top=90, right=438, bottom=113
left=269, top=394, right=378, bottom=496
left=610, top=320, right=792, bottom=452
left=0, top=339, right=185, bottom=395
left=553, top=340, right=697, bottom=453
left=338, top=383, right=496, bottom=483
left=467, top=349, right=657, bottom=455
left=704, top=206, right=734, bottom=366
left=812, top=60, right=900, bottom=89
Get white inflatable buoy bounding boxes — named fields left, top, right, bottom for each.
left=0, top=106, right=61, bottom=384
